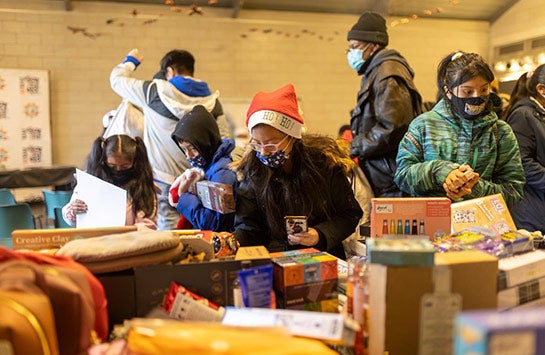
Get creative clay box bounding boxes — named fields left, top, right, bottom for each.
left=11, top=225, right=137, bottom=250
left=370, top=197, right=451, bottom=239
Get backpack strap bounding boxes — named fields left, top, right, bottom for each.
left=492, top=122, right=499, bottom=146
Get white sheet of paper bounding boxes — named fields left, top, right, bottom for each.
left=75, top=169, right=127, bottom=228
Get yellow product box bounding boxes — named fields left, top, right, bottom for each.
left=450, top=193, right=516, bottom=236
left=370, top=197, right=451, bottom=239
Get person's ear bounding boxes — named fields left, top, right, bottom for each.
left=166, top=67, right=175, bottom=80
left=537, top=83, right=545, bottom=96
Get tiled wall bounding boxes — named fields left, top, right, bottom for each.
left=1, top=1, right=489, bottom=167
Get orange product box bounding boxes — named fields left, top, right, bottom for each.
left=272, top=249, right=339, bottom=311
left=450, top=193, right=516, bottom=236
left=370, top=197, right=451, bottom=239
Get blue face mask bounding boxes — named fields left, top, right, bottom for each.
left=347, top=49, right=365, bottom=71
left=256, top=150, right=288, bottom=169
left=347, top=44, right=373, bottom=71
left=187, top=154, right=207, bottom=169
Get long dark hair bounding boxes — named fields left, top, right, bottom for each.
left=85, top=134, right=156, bottom=218
left=502, top=72, right=530, bottom=119
left=503, top=64, right=545, bottom=119
left=233, top=134, right=353, bottom=237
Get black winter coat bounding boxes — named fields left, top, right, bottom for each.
left=234, top=165, right=363, bottom=260
left=505, top=97, right=545, bottom=234
left=350, top=48, right=422, bottom=197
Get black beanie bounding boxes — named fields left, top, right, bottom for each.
left=171, top=105, right=221, bottom=165
left=347, top=12, right=389, bottom=46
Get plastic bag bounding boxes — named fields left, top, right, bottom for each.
left=103, top=99, right=144, bottom=139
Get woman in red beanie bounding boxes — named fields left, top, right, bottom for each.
left=232, top=84, right=363, bottom=259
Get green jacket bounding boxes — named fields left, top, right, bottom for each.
left=394, top=99, right=525, bottom=206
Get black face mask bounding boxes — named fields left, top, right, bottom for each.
left=105, top=166, right=136, bottom=187
left=450, top=94, right=490, bottom=120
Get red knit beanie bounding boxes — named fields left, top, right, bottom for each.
left=246, top=83, right=304, bottom=138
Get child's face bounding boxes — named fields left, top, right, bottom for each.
left=105, top=153, right=133, bottom=172
left=450, top=76, right=490, bottom=98
left=179, top=141, right=199, bottom=159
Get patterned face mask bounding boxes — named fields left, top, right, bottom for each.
left=187, top=154, right=207, bottom=169
left=256, top=150, right=288, bottom=168
left=450, top=94, right=490, bottom=120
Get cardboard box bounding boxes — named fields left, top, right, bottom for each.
left=369, top=251, right=498, bottom=355
left=370, top=197, right=451, bottom=239
left=97, top=246, right=270, bottom=328
left=454, top=308, right=545, bottom=355
left=367, top=238, right=435, bottom=266
left=497, top=250, right=545, bottom=290
left=196, top=180, right=235, bottom=214
left=11, top=225, right=137, bottom=250
left=134, top=251, right=271, bottom=316
left=451, top=193, right=517, bottom=236
left=497, top=276, right=545, bottom=310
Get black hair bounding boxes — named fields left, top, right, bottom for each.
left=526, top=64, right=545, bottom=97
left=159, top=49, right=195, bottom=77
left=502, top=72, right=530, bottom=120
left=502, top=64, right=545, bottom=119
left=85, top=134, right=156, bottom=218
left=338, top=124, right=351, bottom=137
left=233, top=134, right=352, bottom=238
left=436, top=51, right=495, bottom=102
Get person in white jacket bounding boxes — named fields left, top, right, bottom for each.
left=110, top=48, right=228, bottom=230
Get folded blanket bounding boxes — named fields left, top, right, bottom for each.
left=56, top=230, right=183, bottom=274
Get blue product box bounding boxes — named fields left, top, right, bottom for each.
left=454, top=308, right=545, bottom=355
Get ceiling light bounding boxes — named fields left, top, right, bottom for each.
left=494, top=61, right=507, bottom=72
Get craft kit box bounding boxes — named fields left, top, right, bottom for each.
left=370, top=197, right=451, bottom=239
left=454, top=308, right=545, bottom=355
left=270, top=249, right=339, bottom=311
left=196, top=180, right=235, bottom=214
left=11, top=225, right=137, bottom=250
left=369, top=250, right=498, bottom=355
left=451, top=193, right=516, bottom=236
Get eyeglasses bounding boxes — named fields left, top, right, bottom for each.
left=248, top=135, right=291, bottom=153
left=345, top=43, right=371, bottom=54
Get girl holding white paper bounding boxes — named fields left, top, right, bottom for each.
left=62, top=134, right=158, bottom=229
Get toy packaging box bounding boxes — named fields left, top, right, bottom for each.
left=450, top=193, right=516, bottom=236
left=270, top=248, right=339, bottom=312
left=196, top=180, right=235, bottom=214
left=370, top=197, right=451, bottom=239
